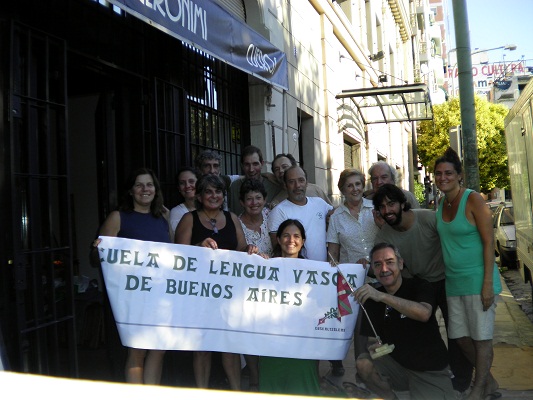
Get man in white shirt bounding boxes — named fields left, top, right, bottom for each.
left=267, top=165, right=333, bottom=261
left=269, top=153, right=332, bottom=208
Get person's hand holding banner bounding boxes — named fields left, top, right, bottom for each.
left=98, top=236, right=365, bottom=360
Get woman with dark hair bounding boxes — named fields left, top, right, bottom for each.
left=237, top=178, right=272, bottom=391
left=259, top=219, right=321, bottom=396
left=169, top=167, right=200, bottom=235
left=94, top=167, right=170, bottom=384
left=175, top=174, right=259, bottom=390
left=434, top=148, right=502, bottom=400
left=238, top=178, right=273, bottom=258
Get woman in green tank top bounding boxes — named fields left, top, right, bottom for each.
left=434, top=148, right=501, bottom=400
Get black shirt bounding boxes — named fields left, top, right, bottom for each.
left=360, top=277, right=449, bottom=371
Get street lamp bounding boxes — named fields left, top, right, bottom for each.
left=470, top=44, right=517, bottom=56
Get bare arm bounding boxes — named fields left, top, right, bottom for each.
left=354, top=284, right=432, bottom=322
left=269, top=232, right=278, bottom=250
left=231, top=213, right=259, bottom=254
left=90, top=211, right=120, bottom=267
left=99, top=210, right=121, bottom=237
left=327, top=242, right=340, bottom=264
left=466, top=191, right=496, bottom=310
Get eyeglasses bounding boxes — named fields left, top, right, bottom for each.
left=384, top=305, right=393, bottom=318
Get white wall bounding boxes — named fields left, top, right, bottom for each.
left=246, top=0, right=416, bottom=197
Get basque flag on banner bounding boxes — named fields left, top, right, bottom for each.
left=337, top=273, right=353, bottom=321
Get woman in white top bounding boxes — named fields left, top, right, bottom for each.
left=170, top=167, right=200, bottom=238
left=326, top=168, right=379, bottom=374
left=238, top=179, right=273, bottom=258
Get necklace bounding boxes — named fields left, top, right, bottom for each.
left=445, top=188, right=462, bottom=208
left=204, top=211, right=220, bottom=234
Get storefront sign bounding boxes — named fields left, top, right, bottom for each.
left=108, top=0, right=288, bottom=89
left=98, top=236, right=363, bottom=359
left=447, top=61, right=525, bottom=96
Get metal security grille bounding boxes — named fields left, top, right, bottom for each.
left=8, top=21, right=77, bottom=376
left=182, top=44, right=250, bottom=176
left=151, top=79, right=190, bottom=207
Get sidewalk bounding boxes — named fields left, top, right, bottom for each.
left=492, top=274, right=533, bottom=397
left=319, top=274, right=533, bottom=398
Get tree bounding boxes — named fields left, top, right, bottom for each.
left=417, top=96, right=509, bottom=193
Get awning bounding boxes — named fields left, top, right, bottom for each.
left=108, top=0, right=288, bottom=90
left=336, top=83, right=433, bottom=124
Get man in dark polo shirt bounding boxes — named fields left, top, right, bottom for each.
left=354, top=242, right=455, bottom=400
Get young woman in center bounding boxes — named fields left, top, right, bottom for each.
left=259, top=219, right=322, bottom=396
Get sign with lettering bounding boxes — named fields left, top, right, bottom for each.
left=108, top=0, right=288, bottom=89
left=447, top=61, right=525, bottom=96
left=98, top=237, right=363, bottom=359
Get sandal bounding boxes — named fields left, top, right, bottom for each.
left=342, top=381, right=372, bottom=398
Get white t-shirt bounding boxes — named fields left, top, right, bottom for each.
left=267, top=197, right=333, bottom=261
left=169, top=203, right=191, bottom=233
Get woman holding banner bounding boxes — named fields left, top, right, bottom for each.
left=237, top=178, right=273, bottom=391
left=175, top=174, right=258, bottom=390
left=94, top=167, right=170, bottom=385
left=259, top=219, right=322, bottom=396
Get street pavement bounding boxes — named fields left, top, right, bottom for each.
left=318, top=273, right=533, bottom=399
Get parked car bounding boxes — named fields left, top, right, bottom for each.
left=487, top=200, right=512, bottom=219
left=493, top=203, right=517, bottom=269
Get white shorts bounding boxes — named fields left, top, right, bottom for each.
left=447, top=295, right=496, bottom=340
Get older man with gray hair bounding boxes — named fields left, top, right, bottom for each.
left=364, top=161, right=420, bottom=209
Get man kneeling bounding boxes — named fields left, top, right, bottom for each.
left=354, top=243, right=456, bottom=400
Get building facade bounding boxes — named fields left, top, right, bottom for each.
left=0, top=0, right=428, bottom=378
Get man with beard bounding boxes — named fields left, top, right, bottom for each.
left=267, top=165, right=333, bottom=261
left=372, top=184, right=473, bottom=393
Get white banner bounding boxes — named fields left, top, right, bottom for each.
left=98, top=236, right=364, bottom=360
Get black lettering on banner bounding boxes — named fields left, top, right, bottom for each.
left=125, top=275, right=152, bottom=291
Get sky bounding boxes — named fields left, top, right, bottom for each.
left=446, top=0, right=533, bottom=65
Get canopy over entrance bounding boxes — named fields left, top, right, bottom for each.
left=336, top=83, right=433, bottom=124
left=108, top=0, right=288, bottom=89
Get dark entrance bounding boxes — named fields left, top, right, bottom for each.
left=0, top=0, right=250, bottom=380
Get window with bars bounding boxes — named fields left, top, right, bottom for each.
left=344, top=140, right=361, bottom=170
left=181, top=43, right=250, bottom=176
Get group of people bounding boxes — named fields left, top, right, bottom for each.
left=92, top=145, right=501, bottom=400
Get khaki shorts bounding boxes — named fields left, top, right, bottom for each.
left=447, top=294, right=497, bottom=340
left=358, top=353, right=455, bottom=400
